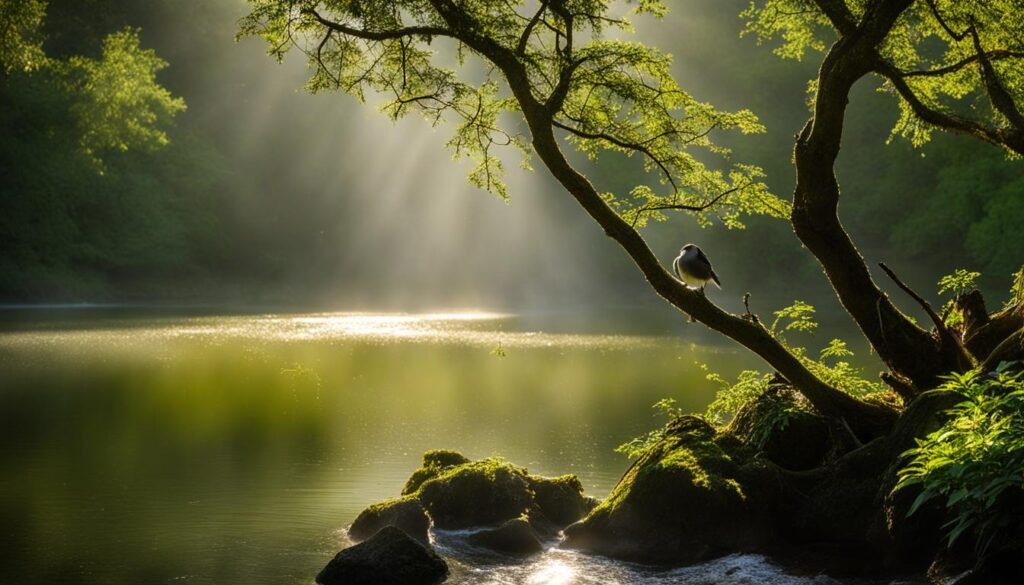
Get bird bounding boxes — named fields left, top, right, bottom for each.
left=673, top=244, right=721, bottom=291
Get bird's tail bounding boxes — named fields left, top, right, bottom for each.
left=711, top=271, right=722, bottom=289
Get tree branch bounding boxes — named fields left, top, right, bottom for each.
left=304, top=8, right=452, bottom=42
left=874, top=59, right=1024, bottom=155
left=899, top=50, right=1024, bottom=78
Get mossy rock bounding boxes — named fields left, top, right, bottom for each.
left=728, top=387, right=833, bottom=471
left=402, top=450, right=471, bottom=496
left=349, top=496, right=430, bottom=545
left=415, top=459, right=533, bottom=529
left=527, top=474, right=596, bottom=528
left=562, top=416, right=780, bottom=564
left=466, top=518, right=544, bottom=556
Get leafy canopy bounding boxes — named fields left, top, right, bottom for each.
left=744, top=0, right=1024, bottom=152
left=240, top=0, right=789, bottom=226
left=0, top=0, right=47, bottom=73
left=62, top=29, right=186, bottom=160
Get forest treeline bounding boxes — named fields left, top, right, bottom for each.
left=1, top=0, right=1021, bottom=305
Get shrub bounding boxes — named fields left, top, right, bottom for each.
left=897, top=366, right=1024, bottom=550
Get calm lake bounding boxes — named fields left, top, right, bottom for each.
left=0, top=308, right=862, bottom=584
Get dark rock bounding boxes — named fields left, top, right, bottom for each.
left=934, top=545, right=1024, bottom=585
left=524, top=504, right=561, bottom=538
left=402, top=450, right=471, bottom=496
left=528, top=474, right=597, bottom=527
left=417, top=459, right=533, bottom=529
left=562, top=418, right=780, bottom=564
left=466, top=518, right=544, bottom=555
left=316, top=526, right=448, bottom=585
left=349, top=497, right=430, bottom=545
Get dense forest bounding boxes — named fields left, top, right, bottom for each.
left=2, top=0, right=1022, bottom=309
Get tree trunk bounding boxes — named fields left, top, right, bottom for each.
left=791, top=0, right=969, bottom=392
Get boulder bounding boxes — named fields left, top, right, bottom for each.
left=528, top=474, right=597, bottom=527
left=466, top=518, right=544, bottom=555
left=416, top=459, right=533, bottom=529
left=562, top=416, right=780, bottom=564
left=349, top=496, right=430, bottom=545
left=402, top=450, right=471, bottom=496
left=316, top=526, right=448, bottom=585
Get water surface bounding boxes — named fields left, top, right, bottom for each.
left=0, top=308, right=853, bottom=584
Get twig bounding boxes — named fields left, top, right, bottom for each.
left=879, top=261, right=975, bottom=370
left=743, top=292, right=760, bottom=325
left=878, top=262, right=946, bottom=334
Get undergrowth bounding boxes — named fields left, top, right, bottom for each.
left=617, top=300, right=880, bottom=459
left=896, top=364, right=1024, bottom=552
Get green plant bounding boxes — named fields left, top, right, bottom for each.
left=704, top=369, right=774, bottom=426
left=896, top=366, right=1024, bottom=550
left=769, top=300, right=817, bottom=339
left=618, top=300, right=881, bottom=460
left=614, top=398, right=686, bottom=459
left=938, top=269, right=981, bottom=327
left=1008, top=266, right=1024, bottom=309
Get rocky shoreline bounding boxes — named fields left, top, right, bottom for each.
left=315, top=387, right=1021, bottom=585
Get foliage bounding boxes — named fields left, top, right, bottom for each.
left=240, top=0, right=789, bottom=227
left=773, top=300, right=882, bottom=395
left=0, top=0, right=47, bottom=73
left=770, top=300, right=818, bottom=338
left=897, top=366, right=1024, bottom=550
left=0, top=6, right=217, bottom=301
left=742, top=0, right=1024, bottom=154
left=1009, top=266, right=1024, bottom=308
left=615, top=398, right=687, bottom=459
left=938, top=268, right=981, bottom=326
left=704, top=369, right=775, bottom=426
left=62, top=28, right=186, bottom=161
left=938, top=268, right=981, bottom=297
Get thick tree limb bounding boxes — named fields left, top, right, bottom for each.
left=792, top=0, right=961, bottom=391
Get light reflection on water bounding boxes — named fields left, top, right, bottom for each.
left=0, top=309, right=818, bottom=584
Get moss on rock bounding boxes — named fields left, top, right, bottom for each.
left=348, top=496, right=430, bottom=545
left=728, top=387, right=833, bottom=471
left=562, top=416, right=781, bottom=564
left=415, top=458, right=534, bottom=529
left=402, top=449, right=471, bottom=496
left=528, top=474, right=597, bottom=528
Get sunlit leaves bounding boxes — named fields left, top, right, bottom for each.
left=241, top=0, right=788, bottom=226
left=938, top=268, right=981, bottom=297
left=63, top=29, right=186, bottom=160
left=740, top=0, right=831, bottom=61
left=614, top=397, right=686, bottom=459
left=897, top=369, right=1024, bottom=549
left=770, top=299, right=817, bottom=336
left=557, top=39, right=787, bottom=227
left=0, top=0, right=47, bottom=73
left=743, top=0, right=1024, bottom=153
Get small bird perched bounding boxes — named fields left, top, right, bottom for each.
left=673, top=244, right=722, bottom=291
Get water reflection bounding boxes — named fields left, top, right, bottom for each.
left=0, top=309, right=765, bottom=584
